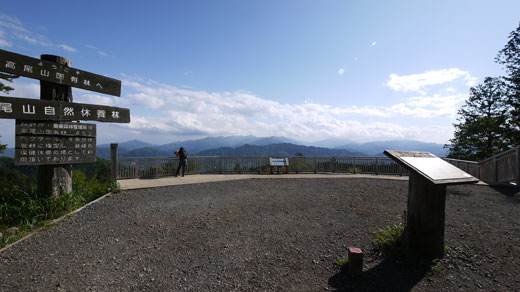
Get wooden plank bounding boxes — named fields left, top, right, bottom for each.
left=0, top=95, right=130, bottom=123
left=0, top=49, right=121, bottom=96
left=15, top=121, right=96, bottom=165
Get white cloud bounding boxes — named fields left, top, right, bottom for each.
left=74, top=93, right=114, bottom=106
left=338, top=68, right=344, bottom=75
left=112, top=78, right=464, bottom=144
left=9, top=81, right=39, bottom=98
left=0, top=13, right=53, bottom=47
left=0, top=30, right=12, bottom=47
left=384, top=68, right=476, bottom=93
left=59, top=44, right=77, bottom=52
left=86, top=44, right=110, bottom=57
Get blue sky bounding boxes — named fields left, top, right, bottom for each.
left=1, top=0, right=519, bottom=147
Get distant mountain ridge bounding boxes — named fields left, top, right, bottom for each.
left=1, top=136, right=448, bottom=159
left=335, top=140, right=447, bottom=157
left=194, top=143, right=367, bottom=157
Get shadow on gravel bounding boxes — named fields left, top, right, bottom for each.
left=489, top=185, right=520, bottom=198
left=328, top=256, right=429, bottom=292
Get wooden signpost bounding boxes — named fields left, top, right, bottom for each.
left=0, top=49, right=121, bottom=96
left=384, top=150, right=479, bottom=258
left=0, top=95, right=129, bottom=123
left=0, top=49, right=130, bottom=197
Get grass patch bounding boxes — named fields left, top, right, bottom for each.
left=0, top=169, right=112, bottom=249
left=372, top=222, right=449, bottom=273
left=373, top=222, right=406, bottom=256
left=335, top=256, right=349, bottom=267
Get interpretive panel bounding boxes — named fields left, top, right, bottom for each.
left=384, top=150, right=479, bottom=185
left=15, top=121, right=96, bottom=165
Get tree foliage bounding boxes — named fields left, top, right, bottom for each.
left=496, top=22, right=520, bottom=144
left=448, top=22, right=520, bottom=160
left=0, top=72, right=19, bottom=151
left=0, top=72, right=19, bottom=94
left=446, top=77, right=510, bottom=160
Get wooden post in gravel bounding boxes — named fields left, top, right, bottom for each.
left=407, top=173, right=446, bottom=258
left=384, top=150, right=478, bottom=259
left=111, top=143, right=118, bottom=182
left=38, top=55, right=73, bottom=198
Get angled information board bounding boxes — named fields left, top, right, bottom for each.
left=384, top=150, right=479, bottom=185
left=0, top=49, right=121, bottom=96
left=0, top=95, right=130, bottom=123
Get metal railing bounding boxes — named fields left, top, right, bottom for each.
left=116, top=156, right=409, bottom=179
left=115, top=146, right=520, bottom=184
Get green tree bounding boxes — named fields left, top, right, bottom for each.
left=0, top=72, right=19, bottom=94
left=0, top=72, right=18, bottom=152
left=496, top=22, right=520, bottom=145
left=446, top=77, right=510, bottom=161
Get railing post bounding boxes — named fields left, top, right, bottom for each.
left=314, top=157, right=317, bottom=174
left=332, top=157, right=336, bottom=173
left=353, top=158, right=357, bottom=174
left=135, top=159, right=139, bottom=178
left=515, top=145, right=520, bottom=186
left=238, top=157, right=242, bottom=174
left=493, top=157, right=498, bottom=183
left=375, top=157, right=379, bottom=175
left=155, top=158, right=159, bottom=177
left=110, top=143, right=118, bottom=181
left=219, top=157, right=222, bottom=174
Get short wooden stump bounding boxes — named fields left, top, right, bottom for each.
left=348, top=247, right=363, bottom=275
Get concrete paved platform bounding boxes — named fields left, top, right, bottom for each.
left=118, top=173, right=409, bottom=190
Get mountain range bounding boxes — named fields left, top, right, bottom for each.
left=2, top=135, right=448, bottom=159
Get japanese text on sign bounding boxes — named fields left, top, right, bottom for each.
left=15, top=121, right=96, bottom=166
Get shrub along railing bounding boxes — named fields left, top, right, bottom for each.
left=116, top=156, right=409, bottom=179
left=444, top=145, right=520, bottom=185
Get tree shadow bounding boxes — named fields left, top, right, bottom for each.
left=328, top=255, right=429, bottom=292
left=489, top=184, right=520, bottom=203
left=489, top=184, right=520, bottom=197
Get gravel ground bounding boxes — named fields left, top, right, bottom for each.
left=0, top=178, right=519, bottom=291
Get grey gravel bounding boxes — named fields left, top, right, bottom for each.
left=0, top=178, right=518, bottom=291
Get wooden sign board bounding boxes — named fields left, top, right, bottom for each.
left=0, top=95, right=130, bottom=123
left=384, top=150, right=478, bottom=185
left=0, top=49, right=121, bottom=96
left=15, top=121, right=96, bottom=165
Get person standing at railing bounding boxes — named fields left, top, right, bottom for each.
left=175, top=147, right=187, bottom=177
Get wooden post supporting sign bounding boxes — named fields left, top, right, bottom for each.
left=384, top=150, right=478, bottom=259
left=38, top=54, right=73, bottom=197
